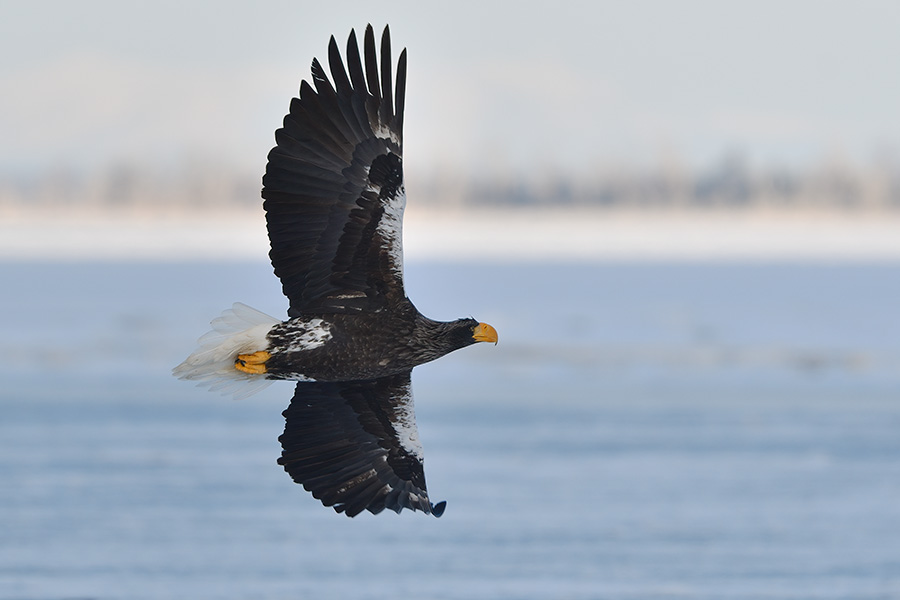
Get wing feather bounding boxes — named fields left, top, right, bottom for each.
left=278, top=373, right=445, bottom=517
left=379, top=26, right=394, bottom=126
left=346, top=30, right=367, bottom=92
left=364, top=25, right=381, bottom=101
left=263, top=25, right=408, bottom=317
left=394, top=48, right=407, bottom=134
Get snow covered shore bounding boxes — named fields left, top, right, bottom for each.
left=2, top=206, right=899, bottom=262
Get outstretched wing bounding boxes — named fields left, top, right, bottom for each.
left=262, top=25, right=408, bottom=317
left=278, top=372, right=446, bottom=517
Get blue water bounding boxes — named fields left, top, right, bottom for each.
left=2, top=261, right=900, bottom=599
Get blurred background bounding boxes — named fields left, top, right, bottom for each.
left=2, top=1, right=900, bottom=599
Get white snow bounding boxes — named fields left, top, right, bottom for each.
left=4, top=206, right=900, bottom=262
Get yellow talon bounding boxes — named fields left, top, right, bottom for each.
left=235, top=351, right=271, bottom=374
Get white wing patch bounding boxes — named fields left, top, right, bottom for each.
left=371, top=183, right=406, bottom=279
left=392, top=384, right=423, bottom=460
left=373, top=127, right=401, bottom=146
left=282, top=318, right=333, bottom=352
left=266, top=317, right=334, bottom=382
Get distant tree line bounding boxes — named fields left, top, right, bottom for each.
left=0, top=162, right=261, bottom=211
left=2, top=154, right=900, bottom=211
left=449, top=154, right=900, bottom=210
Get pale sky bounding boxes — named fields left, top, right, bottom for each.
left=3, top=0, right=900, bottom=178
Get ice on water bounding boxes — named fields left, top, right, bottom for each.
left=2, top=260, right=900, bottom=599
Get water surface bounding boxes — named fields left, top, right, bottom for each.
left=2, top=261, right=899, bottom=599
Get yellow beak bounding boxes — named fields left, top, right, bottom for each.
left=473, top=322, right=498, bottom=344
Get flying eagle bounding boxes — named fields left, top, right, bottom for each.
left=174, top=25, right=498, bottom=517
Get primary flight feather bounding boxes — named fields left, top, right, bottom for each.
left=174, top=25, right=498, bottom=517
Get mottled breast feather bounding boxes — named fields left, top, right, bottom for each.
left=262, top=24, right=408, bottom=317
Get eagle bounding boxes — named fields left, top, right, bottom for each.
left=174, top=25, right=498, bottom=518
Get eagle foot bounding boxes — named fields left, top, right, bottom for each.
left=235, top=351, right=271, bottom=374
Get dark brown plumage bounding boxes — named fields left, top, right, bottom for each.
left=174, top=25, right=497, bottom=518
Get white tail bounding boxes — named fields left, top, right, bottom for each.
left=173, top=302, right=281, bottom=400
